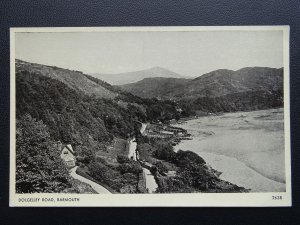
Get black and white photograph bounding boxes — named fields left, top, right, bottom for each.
left=10, top=27, right=291, bottom=206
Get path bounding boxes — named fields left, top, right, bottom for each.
left=143, top=168, right=158, bottom=193
left=70, top=166, right=112, bottom=194
left=140, top=123, right=147, bottom=135
left=128, top=138, right=137, bottom=160
left=128, top=126, right=158, bottom=193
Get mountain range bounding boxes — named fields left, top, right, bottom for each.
left=16, top=59, right=283, bottom=114
left=120, top=67, right=283, bottom=100
left=18, top=59, right=282, bottom=103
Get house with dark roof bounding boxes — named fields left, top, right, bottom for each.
left=59, top=144, right=76, bottom=168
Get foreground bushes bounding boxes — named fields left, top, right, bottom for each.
left=16, top=114, right=71, bottom=193
left=118, top=161, right=142, bottom=174
left=152, top=141, right=176, bottom=161
left=147, top=138, right=247, bottom=193
left=87, top=158, right=143, bottom=193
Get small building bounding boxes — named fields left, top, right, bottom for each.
left=60, top=144, right=76, bottom=168
left=176, top=108, right=183, bottom=114
left=161, top=130, right=174, bottom=135
left=177, top=132, right=184, bottom=137
left=166, top=171, right=176, bottom=177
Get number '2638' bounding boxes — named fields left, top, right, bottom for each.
left=272, top=196, right=282, bottom=200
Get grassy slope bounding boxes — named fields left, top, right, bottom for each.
left=63, top=178, right=98, bottom=194
left=16, top=59, right=117, bottom=99
left=78, top=137, right=146, bottom=193
left=95, top=138, right=128, bottom=166
left=121, top=77, right=190, bottom=99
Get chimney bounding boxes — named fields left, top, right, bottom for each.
left=56, top=141, right=62, bottom=151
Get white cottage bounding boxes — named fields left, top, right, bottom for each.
left=60, top=144, right=76, bottom=168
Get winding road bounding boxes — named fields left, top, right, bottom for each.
left=70, top=123, right=154, bottom=194
left=140, top=123, right=147, bottom=135
left=128, top=138, right=137, bottom=160
left=143, top=168, right=158, bottom=193
left=127, top=123, right=158, bottom=193
left=70, top=166, right=112, bottom=194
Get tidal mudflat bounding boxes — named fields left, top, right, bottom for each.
left=174, top=108, right=286, bottom=192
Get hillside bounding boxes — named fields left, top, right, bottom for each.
left=175, top=67, right=283, bottom=99
left=91, top=67, right=188, bottom=85
left=120, top=67, right=283, bottom=100
left=16, top=59, right=117, bottom=99
left=120, top=67, right=284, bottom=113
left=15, top=60, right=282, bottom=194
left=16, top=68, right=150, bottom=194
left=15, top=61, right=190, bottom=193
left=121, top=77, right=190, bottom=99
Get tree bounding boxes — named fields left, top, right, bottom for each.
left=117, top=155, right=130, bottom=164
left=75, top=145, right=95, bottom=165
left=117, top=161, right=142, bottom=174
left=152, top=142, right=176, bottom=161
left=153, top=161, right=168, bottom=173
left=16, top=114, right=71, bottom=193
left=87, top=161, right=111, bottom=183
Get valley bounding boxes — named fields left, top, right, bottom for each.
left=15, top=59, right=285, bottom=194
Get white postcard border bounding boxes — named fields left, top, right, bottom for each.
left=9, top=26, right=291, bottom=207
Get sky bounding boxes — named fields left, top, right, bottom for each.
left=15, top=30, right=283, bottom=77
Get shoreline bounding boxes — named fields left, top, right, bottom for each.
left=172, top=108, right=285, bottom=192
left=138, top=122, right=250, bottom=193
left=177, top=106, right=284, bottom=121
left=195, top=151, right=285, bottom=192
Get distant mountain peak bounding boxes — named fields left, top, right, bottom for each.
left=148, top=66, right=171, bottom=72
left=91, top=67, right=186, bottom=85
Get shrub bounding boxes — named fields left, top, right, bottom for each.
left=174, top=150, right=205, bottom=166
left=76, top=145, right=95, bottom=165
left=87, top=161, right=111, bottom=182
left=118, top=161, right=142, bottom=174
left=152, top=142, right=176, bottom=161
left=156, top=176, right=188, bottom=193
left=154, top=161, right=168, bottom=173
left=117, top=155, right=130, bottom=164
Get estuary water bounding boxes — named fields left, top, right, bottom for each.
left=174, top=108, right=286, bottom=192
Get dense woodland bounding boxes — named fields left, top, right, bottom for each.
left=16, top=114, right=71, bottom=193
left=16, top=69, right=184, bottom=193
left=180, top=90, right=283, bottom=114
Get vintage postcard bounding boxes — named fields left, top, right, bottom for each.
left=10, top=26, right=291, bottom=206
